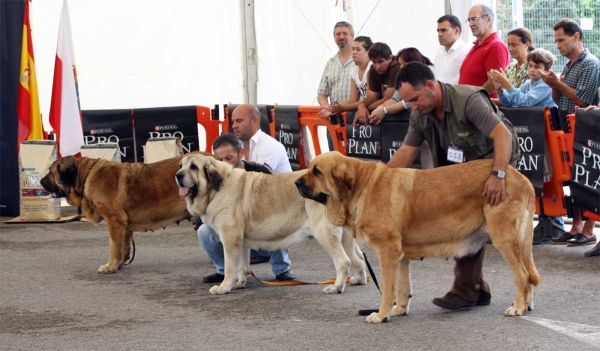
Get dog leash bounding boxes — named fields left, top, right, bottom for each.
left=124, top=239, right=135, bottom=266
left=249, top=271, right=370, bottom=286
left=358, top=250, right=383, bottom=316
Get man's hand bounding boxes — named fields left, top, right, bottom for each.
left=354, top=104, right=369, bottom=129
left=317, top=106, right=332, bottom=121
left=482, top=175, right=505, bottom=207
left=369, top=106, right=386, bottom=125
left=585, top=105, right=599, bottom=111
left=330, top=101, right=344, bottom=115
left=539, top=70, right=560, bottom=88
left=488, top=69, right=510, bottom=92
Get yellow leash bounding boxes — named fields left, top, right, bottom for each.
left=249, top=271, right=370, bottom=286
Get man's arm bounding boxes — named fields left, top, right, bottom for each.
left=387, top=144, right=420, bottom=168
left=483, top=43, right=510, bottom=95
left=367, top=86, right=396, bottom=111
left=541, top=69, right=594, bottom=108
left=317, top=93, right=330, bottom=106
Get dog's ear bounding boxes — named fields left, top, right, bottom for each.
left=204, top=163, right=223, bottom=191
left=321, top=162, right=354, bottom=227
left=58, top=157, right=78, bottom=189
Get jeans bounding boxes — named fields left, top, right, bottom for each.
left=197, top=224, right=291, bottom=276
left=552, top=216, right=565, bottom=229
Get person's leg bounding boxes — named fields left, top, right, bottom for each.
left=197, top=224, right=224, bottom=275
left=567, top=220, right=598, bottom=246
left=551, top=216, right=565, bottom=229
left=433, top=247, right=490, bottom=310
left=269, top=249, right=292, bottom=276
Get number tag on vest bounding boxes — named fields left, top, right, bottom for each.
left=447, top=146, right=464, bottom=163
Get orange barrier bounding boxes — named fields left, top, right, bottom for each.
left=535, top=108, right=574, bottom=217
left=196, top=105, right=223, bottom=153
left=295, top=106, right=347, bottom=169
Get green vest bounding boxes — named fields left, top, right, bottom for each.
left=411, top=84, right=520, bottom=167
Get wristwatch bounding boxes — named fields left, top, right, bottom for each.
left=383, top=106, right=388, bottom=115
left=491, top=170, right=506, bottom=179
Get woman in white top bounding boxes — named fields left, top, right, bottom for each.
left=330, top=36, right=373, bottom=114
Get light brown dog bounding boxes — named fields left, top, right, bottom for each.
left=41, top=155, right=192, bottom=273
left=295, top=151, right=540, bottom=323
left=175, top=153, right=367, bottom=295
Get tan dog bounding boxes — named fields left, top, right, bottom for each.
left=41, top=155, right=192, bottom=273
left=175, top=153, right=367, bottom=295
left=295, top=151, right=540, bottom=323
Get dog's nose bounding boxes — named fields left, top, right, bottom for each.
left=294, top=178, right=305, bottom=188
left=175, top=172, right=184, bottom=182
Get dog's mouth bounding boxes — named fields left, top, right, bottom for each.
left=297, top=186, right=327, bottom=204
left=178, top=185, right=198, bottom=198
left=51, top=189, right=67, bottom=198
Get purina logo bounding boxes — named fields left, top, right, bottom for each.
left=280, top=123, right=291, bottom=130
left=515, top=126, right=530, bottom=134
left=155, top=124, right=178, bottom=131
left=588, top=139, right=600, bottom=151
left=90, top=128, right=113, bottom=135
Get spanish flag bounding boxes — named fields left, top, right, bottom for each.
left=17, top=0, right=44, bottom=146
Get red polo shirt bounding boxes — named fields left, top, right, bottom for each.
left=459, top=32, right=509, bottom=97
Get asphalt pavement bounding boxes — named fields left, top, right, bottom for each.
left=1, top=209, right=599, bottom=351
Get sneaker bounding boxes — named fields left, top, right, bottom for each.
left=552, top=232, right=576, bottom=245
left=567, top=233, right=597, bottom=246
left=203, top=273, right=224, bottom=283
left=275, top=270, right=296, bottom=281
left=250, top=255, right=270, bottom=265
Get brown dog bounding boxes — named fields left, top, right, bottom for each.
left=41, top=155, right=192, bottom=273
left=295, top=151, right=540, bottom=323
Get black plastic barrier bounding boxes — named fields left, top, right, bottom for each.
left=345, top=111, right=382, bottom=160
left=500, top=107, right=546, bottom=196
left=82, top=109, right=135, bottom=163
left=133, top=106, right=199, bottom=163
left=273, top=105, right=301, bottom=171
left=570, top=107, right=600, bottom=215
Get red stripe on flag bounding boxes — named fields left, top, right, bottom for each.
left=49, top=55, right=63, bottom=149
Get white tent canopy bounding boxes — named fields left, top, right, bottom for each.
left=31, top=0, right=481, bottom=132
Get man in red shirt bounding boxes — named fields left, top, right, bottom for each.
left=433, top=4, right=510, bottom=311
left=459, top=4, right=509, bottom=98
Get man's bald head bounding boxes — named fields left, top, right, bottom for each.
left=231, top=104, right=261, bottom=142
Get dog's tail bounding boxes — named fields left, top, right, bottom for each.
left=522, top=192, right=541, bottom=287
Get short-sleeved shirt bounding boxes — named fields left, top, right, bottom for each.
left=367, top=59, right=401, bottom=99
left=317, top=53, right=355, bottom=104
left=506, top=61, right=530, bottom=88
left=351, top=61, right=372, bottom=100
left=404, top=82, right=500, bottom=152
left=244, top=129, right=292, bottom=174
left=558, top=48, right=600, bottom=114
left=459, top=32, right=510, bottom=97
left=434, top=39, right=471, bottom=85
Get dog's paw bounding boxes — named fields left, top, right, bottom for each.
left=234, top=279, right=247, bottom=290
left=391, top=304, right=409, bottom=316
left=209, top=285, right=231, bottom=295
left=323, top=284, right=344, bottom=294
left=504, top=304, right=527, bottom=316
left=349, top=276, right=367, bottom=285
left=97, top=264, right=117, bottom=274
left=366, top=312, right=388, bottom=323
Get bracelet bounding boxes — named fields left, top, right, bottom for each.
left=383, top=106, right=388, bottom=115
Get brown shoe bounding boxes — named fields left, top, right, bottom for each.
left=432, top=292, right=477, bottom=310
left=585, top=241, right=600, bottom=257
left=567, top=233, right=597, bottom=246
left=552, top=232, right=576, bottom=245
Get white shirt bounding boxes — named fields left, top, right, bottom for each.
left=350, top=61, right=373, bottom=100
left=245, top=129, right=292, bottom=174
left=434, top=39, right=470, bottom=84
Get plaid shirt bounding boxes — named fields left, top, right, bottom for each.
left=317, top=53, right=355, bottom=104
left=559, top=49, right=600, bottom=114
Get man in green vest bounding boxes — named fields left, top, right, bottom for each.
left=388, top=62, right=520, bottom=310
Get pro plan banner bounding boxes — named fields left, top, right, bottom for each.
left=570, top=108, right=600, bottom=214
left=82, top=109, right=135, bottom=163
left=500, top=107, right=545, bottom=196
left=379, top=110, right=423, bottom=167
left=227, top=104, right=273, bottom=137
left=345, top=111, right=381, bottom=160
left=134, top=106, right=199, bottom=162
left=274, top=105, right=301, bottom=171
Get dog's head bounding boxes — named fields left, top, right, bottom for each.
left=40, top=156, right=83, bottom=205
left=176, top=154, right=231, bottom=215
left=295, top=151, right=356, bottom=226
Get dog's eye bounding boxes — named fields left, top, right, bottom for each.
left=178, top=163, right=182, bottom=169
left=190, top=163, right=198, bottom=171
left=312, top=167, right=322, bottom=176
